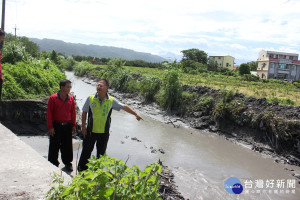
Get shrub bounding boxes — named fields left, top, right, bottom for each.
left=195, top=96, right=214, bottom=113
left=177, top=91, right=198, bottom=114
left=267, top=97, right=295, bottom=106
left=158, top=62, right=182, bottom=110
left=2, top=59, right=65, bottom=99
left=239, top=63, right=250, bottom=75
left=241, top=74, right=260, bottom=82
left=1, top=73, right=26, bottom=99
left=2, top=40, right=31, bottom=64
left=45, top=155, right=162, bottom=200
left=140, top=77, right=161, bottom=102
left=74, top=61, right=94, bottom=76
left=58, top=56, right=76, bottom=71
left=111, top=69, right=132, bottom=92
left=123, top=79, right=140, bottom=93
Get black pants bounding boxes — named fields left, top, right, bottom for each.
left=0, top=78, right=3, bottom=100
left=78, top=132, right=110, bottom=171
left=48, top=122, right=73, bottom=167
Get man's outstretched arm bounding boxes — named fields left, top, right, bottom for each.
left=122, top=105, right=143, bottom=121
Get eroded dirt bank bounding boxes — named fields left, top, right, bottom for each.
left=0, top=97, right=82, bottom=136
left=182, top=85, right=300, bottom=166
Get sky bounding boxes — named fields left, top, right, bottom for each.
left=3, top=0, right=300, bottom=64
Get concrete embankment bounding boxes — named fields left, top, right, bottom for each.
left=0, top=123, right=71, bottom=200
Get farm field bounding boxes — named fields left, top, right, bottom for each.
left=115, top=65, right=300, bottom=106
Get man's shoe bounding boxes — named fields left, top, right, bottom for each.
left=65, top=164, right=73, bottom=172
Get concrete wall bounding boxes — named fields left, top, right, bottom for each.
left=0, top=123, right=71, bottom=199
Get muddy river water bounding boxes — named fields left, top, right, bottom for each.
left=20, top=71, right=300, bottom=200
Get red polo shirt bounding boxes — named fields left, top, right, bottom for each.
left=46, top=92, right=76, bottom=129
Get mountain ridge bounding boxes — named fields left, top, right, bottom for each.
left=29, top=38, right=166, bottom=63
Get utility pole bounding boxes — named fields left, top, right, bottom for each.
left=1, top=0, right=5, bottom=31
left=0, top=0, right=5, bottom=50
left=13, top=24, right=18, bottom=38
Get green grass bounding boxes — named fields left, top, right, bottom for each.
left=98, top=65, right=300, bottom=106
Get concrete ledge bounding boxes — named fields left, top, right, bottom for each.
left=0, top=123, right=71, bottom=200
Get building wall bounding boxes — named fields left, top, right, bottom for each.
left=257, top=50, right=300, bottom=81
left=209, top=56, right=234, bottom=70
left=223, top=56, right=234, bottom=70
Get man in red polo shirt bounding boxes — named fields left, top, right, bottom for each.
left=47, top=79, right=76, bottom=171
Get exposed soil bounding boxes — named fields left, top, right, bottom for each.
left=158, top=162, right=185, bottom=200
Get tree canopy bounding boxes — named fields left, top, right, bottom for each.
left=239, top=63, right=251, bottom=75
left=4, top=33, right=40, bottom=58
left=181, top=48, right=208, bottom=64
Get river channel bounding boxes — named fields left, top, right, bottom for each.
left=19, top=71, right=300, bottom=200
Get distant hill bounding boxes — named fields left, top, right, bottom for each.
left=29, top=38, right=165, bottom=63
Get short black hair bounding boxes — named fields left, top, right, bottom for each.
left=99, top=79, right=110, bottom=88
left=0, top=29, right=5, bottom=36
left=60, top=79, right=71, bottom=88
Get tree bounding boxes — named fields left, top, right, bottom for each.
left=239, top=63, right=251, bottom=75
left=19, top=36, right=40, bottom=58
left=2, top=40, right=29, bottom=64
left=207, top=60, right=218, bottom=71
left=180, top=49, right=208, bottom=73
left=247, top=61, right=258, bottom=71
left=50, top=50, right=58, bottom=64
left=4, top=33, right=40, bottom=58
left=181, top=48, right=208, bottom=64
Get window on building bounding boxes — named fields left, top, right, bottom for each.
left=226, top=63, right=230, bottom=67
left=278, top=74, right=288, bottom=80
left=269, top=54, right=273, bottom=58
left=291, top=65, right=296, bottom=71
left=270, top=63, right=275, bottom=68
left=279, top=64, right=286, bottom=69
left=262, top=63, right=266, bottom=69
left=262, top=73, right=266, bottom=79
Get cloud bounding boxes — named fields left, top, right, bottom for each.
left=4, top=0, right=300, bottom=63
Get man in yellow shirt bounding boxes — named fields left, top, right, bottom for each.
left=78, top=79, right=143, bottom=171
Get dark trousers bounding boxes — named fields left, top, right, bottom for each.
left=0, top=78, right=3, bottom=100
left=78, top=132, right=110, bottom=171
left=48, top=122, right=73, bottom=167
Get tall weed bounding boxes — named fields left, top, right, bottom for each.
left=158, top=62, right=183, bottom=110
left=140, top=77, right=161, bottom=102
